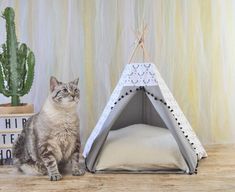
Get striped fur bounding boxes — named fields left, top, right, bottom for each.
left=13, top=76, right=85, bottom=181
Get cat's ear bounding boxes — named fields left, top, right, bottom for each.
left=50, top=76, right=60, bottom=92
left=72, top=78, right=79, bottom=86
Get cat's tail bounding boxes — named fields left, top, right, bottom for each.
left=13, top=132, right=47, bottom=176
left=12, top=130, right=27, bottom=166
left=18, top=162, right=47, bottom=176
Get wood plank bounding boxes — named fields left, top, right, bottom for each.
left=0, top=144, right=234, bottom=192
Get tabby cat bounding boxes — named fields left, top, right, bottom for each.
left=13, top=76, right=85, bottom=181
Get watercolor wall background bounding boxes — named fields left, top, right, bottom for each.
left=0, top=0, right=234, bottom=145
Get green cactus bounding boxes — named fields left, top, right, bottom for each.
left=0, top=7, right=35, bottom=106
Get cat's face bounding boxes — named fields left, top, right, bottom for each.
left=50, top=76, right=80, bottom=108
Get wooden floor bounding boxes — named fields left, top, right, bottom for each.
left=0, top=144, right=234, bottom=192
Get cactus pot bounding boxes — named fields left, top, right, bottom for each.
left=0, top=104, right=34, bottom=164
left=0, top=103, right=34, bottom=115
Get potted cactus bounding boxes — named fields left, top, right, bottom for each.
left=0, top=7, right=35, bottom=164
left=0, top=7, right=35, bottom=113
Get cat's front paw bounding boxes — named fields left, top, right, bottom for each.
left=49, top=173, right=63, bottom=181
left=72, top=168, right=85, bottom=176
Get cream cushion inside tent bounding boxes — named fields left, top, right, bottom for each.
left=96, top=124, right=189, bottom=172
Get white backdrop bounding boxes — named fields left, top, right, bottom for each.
left=1, top=0, right=235, bottom=145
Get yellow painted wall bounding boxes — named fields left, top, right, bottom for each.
left=0, top=0, right=234, bottom=144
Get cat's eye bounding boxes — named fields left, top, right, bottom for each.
left=74, top=88, right=79, bottom=93
left=63, top=88, right=68, bottom=93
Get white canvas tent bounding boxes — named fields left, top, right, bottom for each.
left=83, top=62, right=207, bottom=174
left=83, top=26, right=207, bottom=174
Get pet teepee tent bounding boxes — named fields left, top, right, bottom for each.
left=83, top=28, right=207, bottom=174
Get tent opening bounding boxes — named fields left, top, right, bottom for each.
left=95, top=88, right=189, bottom=173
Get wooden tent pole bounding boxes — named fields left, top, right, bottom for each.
left=128, top=24, right=149, bottom=64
